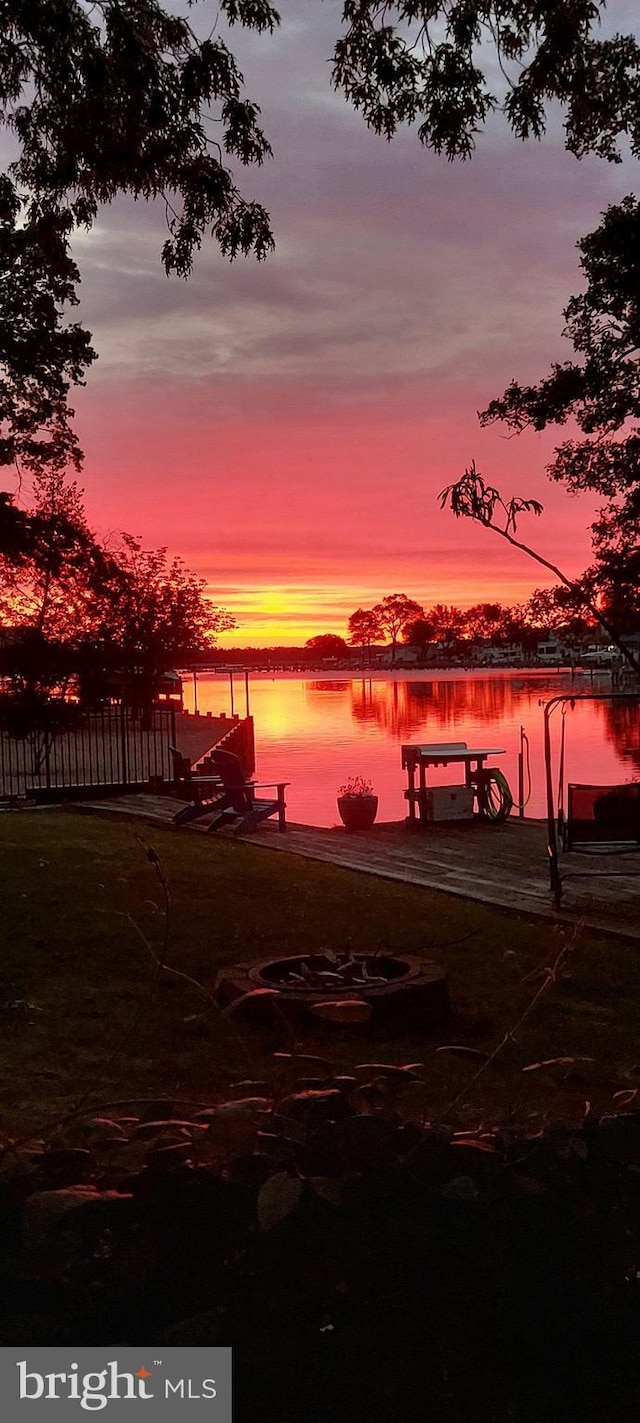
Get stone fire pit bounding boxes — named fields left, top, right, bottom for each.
left=215, top=952, right=449, bottom=1029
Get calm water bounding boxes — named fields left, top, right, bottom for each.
left=183, top=670, right=640, bottom=827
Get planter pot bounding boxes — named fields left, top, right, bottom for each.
left=337, top=794, right=378, bottom=833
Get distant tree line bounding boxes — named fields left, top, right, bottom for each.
left=197, top=582, right=631, bottom=671
left=344, top=588, right=607, bottom=665
left=0, top=474, right=234, bottom=710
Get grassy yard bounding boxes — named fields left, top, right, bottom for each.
left=0, top=808, right=638, bottom=1136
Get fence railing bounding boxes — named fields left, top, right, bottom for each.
left=0, top=704, right=176, bottom=800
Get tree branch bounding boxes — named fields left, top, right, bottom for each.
left=441, top=465, right=640, bottom=677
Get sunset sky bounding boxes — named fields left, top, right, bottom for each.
left=66, top=1, right=638, bottom=645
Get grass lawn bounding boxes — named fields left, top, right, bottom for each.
left=0, top=808, right=638, bottom=1136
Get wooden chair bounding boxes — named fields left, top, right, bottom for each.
left=170, top=745, right=289, bottom=834
left=168, top=745, right=231, bottom=828
left=560, top=782, right=640, bottom=853
left=207, top=748, right=288, bottom=834
left=553, top=780, right=640, bottom=907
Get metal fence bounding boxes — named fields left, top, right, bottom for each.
left=0, top=704, right=176, bottom=800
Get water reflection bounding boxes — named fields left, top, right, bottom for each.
left=343, top=676, right=538, bottom=739
left=592, top=697, right=640, bottom=778
left=347, top=680, right=433, bottom=738
left=184, top=672, right=639, bottom=826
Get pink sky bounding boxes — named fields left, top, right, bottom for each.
left=69, top=2, right=638, bottom=645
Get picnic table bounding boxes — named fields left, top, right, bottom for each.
left=401, top=742, right=506, bottom=825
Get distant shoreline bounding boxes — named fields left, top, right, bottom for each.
left=180, top=663, right=625, bottom=683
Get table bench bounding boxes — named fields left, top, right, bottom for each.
left=401, top=742, right=506, bottom=825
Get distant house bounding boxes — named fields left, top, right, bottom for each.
left=537, top=638, right=568, bottom=663
left=377, top=646, right=420, bottom=668
left=482, top=644, right=527, bottom=666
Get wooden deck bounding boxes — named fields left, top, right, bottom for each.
left=71, top=796, right=640, bottom=942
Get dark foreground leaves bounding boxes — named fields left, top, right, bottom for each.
left=1, top=1100, right=640, bottom=1423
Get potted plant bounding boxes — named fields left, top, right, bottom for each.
left=337, top=776, right=378, bottom=832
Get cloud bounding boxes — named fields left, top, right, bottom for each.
left=66, top=0, right=638, bottom=642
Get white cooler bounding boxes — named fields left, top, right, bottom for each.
left=421, top=785, right=475, bottom=822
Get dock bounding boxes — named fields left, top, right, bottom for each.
left=71, top=794, right=640, bottom=943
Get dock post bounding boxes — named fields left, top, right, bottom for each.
left=518, top=725, right=525, bottom=818
left=544, top=699, right=562, bottom=906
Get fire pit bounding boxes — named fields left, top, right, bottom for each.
left=215, top=952, right=449, bottom=1029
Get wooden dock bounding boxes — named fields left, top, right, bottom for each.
left=71, top=794, right=640, bottom=942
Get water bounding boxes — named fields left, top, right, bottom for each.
left=183, top=670, right=640, bottom=827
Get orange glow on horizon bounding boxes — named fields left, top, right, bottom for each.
left=209, top=574, right=558, bottom=648
left=77, top=380, right=601, bottom=653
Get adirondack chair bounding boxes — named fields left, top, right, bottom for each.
left=169, top=746, right=232, bottom=828
left=207, top=747, right=288, bottom=833
left=560, top=782, right=640, bottom=852
left=553, top=780, right=640, bottom=907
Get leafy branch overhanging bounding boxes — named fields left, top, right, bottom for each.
left=440, top=463, right=640, bottom=677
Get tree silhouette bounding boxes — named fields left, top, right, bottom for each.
left=0, top=1, right=276, bottom=478
left=0, top=481, right=234, bottom=705
left=372, top=593, right=424, bottom=666
left=0, top=473, right=112, bottom=643
left=348, top=608, right=384, bottom=665
left=523, top=588, right=596, bottom=643
left=85, top=534, right=235, bottom=707
left=481, top=198, right=640, bottom=613
left=333, top=3, right=640, bottom=162
left=306, top=633, right=349, bottom=658
left=0, top=182, right=96, bottom=479
left=463, top=603, right=504, bottom=644
left=428, top=604, right=467, bottom=657
left=440, top=464, right=640, bottom=676
left=403, top=615, right=437, bottom=658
